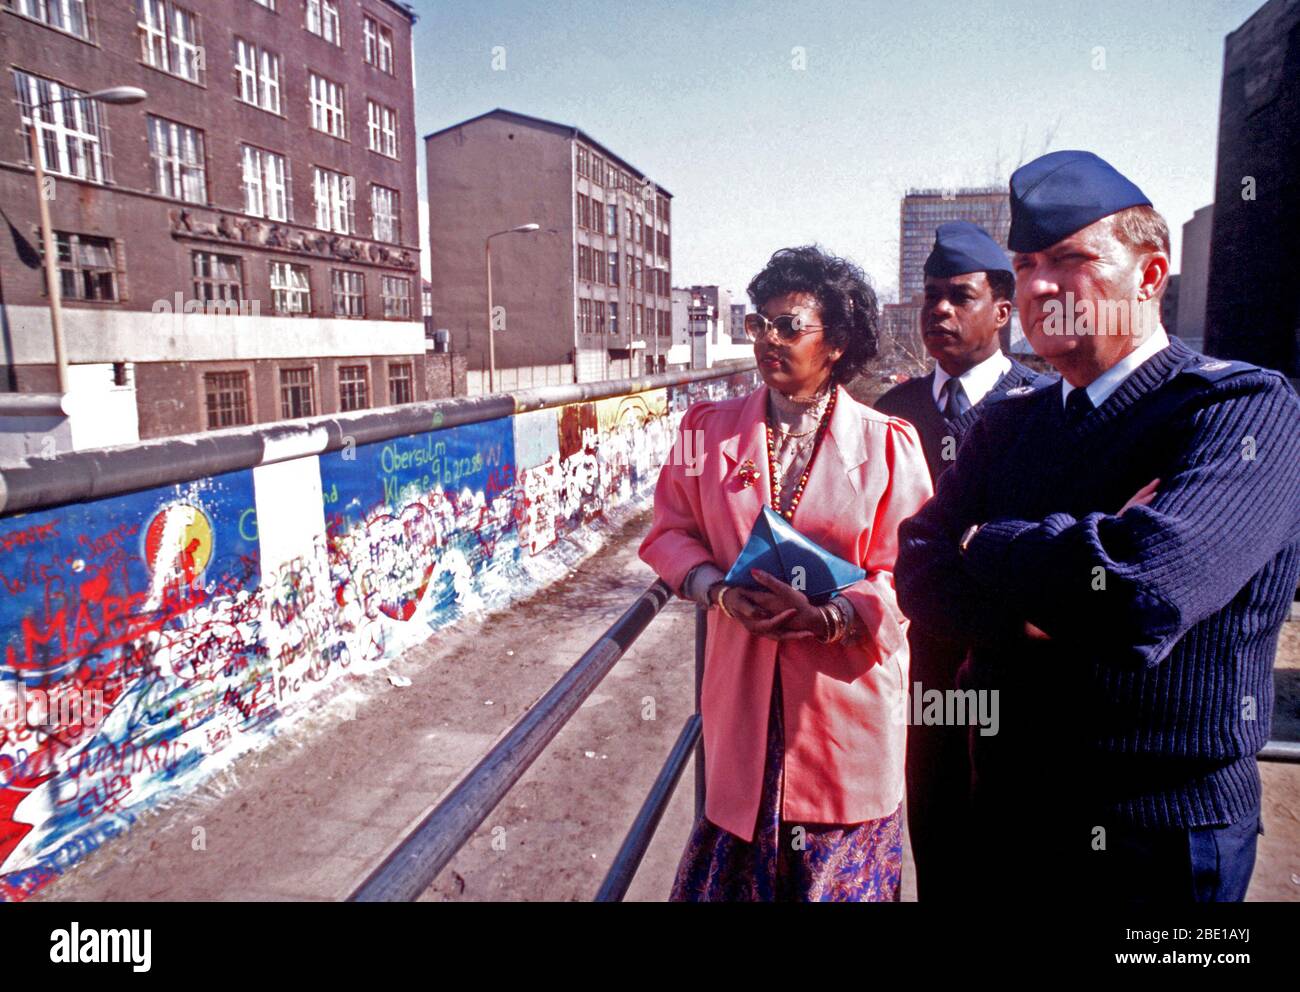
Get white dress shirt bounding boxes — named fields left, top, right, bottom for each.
left=932, top=349, right=1012, bottom=412
left=1060, top=327, right=1171, bottom=409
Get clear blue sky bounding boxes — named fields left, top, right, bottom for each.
left=411, top=0, right=1262, bottom=303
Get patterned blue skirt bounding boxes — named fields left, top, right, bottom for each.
left=669, top=665, right=904, bottom=902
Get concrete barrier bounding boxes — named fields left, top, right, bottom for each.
left=0, top=365, right=758, bottom=900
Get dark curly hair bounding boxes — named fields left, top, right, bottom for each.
left=746, top=245, right=879, bottom=385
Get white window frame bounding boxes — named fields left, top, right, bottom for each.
left=309, top=72, right=346, bottom=139
left=331, top=269, right=364, bottom=317
left=306, top=0, right=340, bottom=44
left=269, top=261, right=311, bottom=314
left=241, top=144, right=289, bottom=221
left=13, top=71, right=106, bottom=183
left=11, top=0, right=89, bottom=39
left=148, top=115, right=206, bottom=203
left=366, top=100, right=397, bottom=158
left=381, top=275, right=410, bottom=319
left=137, top=1, right=202, bottom=83
left=370, top=185, right=399, bottom=243
left=363, top=15, right=394, bottom=73
left=313, top=166, right=354, bottom=234
left=235, top=38, right=281, bottom=113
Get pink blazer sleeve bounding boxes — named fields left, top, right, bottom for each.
left=837, top=418, right=934, bottom=672
left=638, top=403, right=720, bottom=597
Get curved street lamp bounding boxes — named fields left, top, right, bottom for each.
left=26, top=85, right=146, bottom=394
left=485, top=223, right=540, bottom=393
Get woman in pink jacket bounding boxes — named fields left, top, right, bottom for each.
left=640, top=246, right=933, bottom=901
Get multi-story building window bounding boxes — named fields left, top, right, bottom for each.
left=9, top=0, right=89, bottom=38
left=309, top=72, right=346, bottom=138
left=608, top=251, right=619, bottom=285
left=338, top=365, right=368, bottom=411
left=590, top=156, right=604, bottom=186
left=48, top=232, right=118, bottom=301
left=363, top=14, right=394, bottom=74
left=387, top=362, right=413, bottom=404
left=313, top=166, right=354, bottom=233
left=306, top=0, right=340, bottom=44
left=635, top=305, right=643, bottom=337
left=137, top=1, right=202, bottom=83
left=577, top=193, right=589, bottom=230
left=606, top=203, right=617, bottom=237
left=13, top=72, right=106, bottom=183
left=634, top=257, right=643, bottom=290
left=235, top=39, right=281, bottom=113
left=280, top=367, right=315, bottom=419
left=592, top=250, right=604, bottom=285
left=366, top=100, right=397, bottom=157
left=608, top=302, right=619, bottom=336
left=192, top=251, right=241, bottom=303
left=147, top=116, right=206, bottom=203
left=241, top=145, right=289, bottom=220
left=577, top=245, right=590, bottom=282
left=421, top=285, right=432, bottom=318
left=381, top=275, right=410, bottom=318
left=577, top=298, right=592, bottom=336
left=595, top=300, right=606, bottom=334
left=331, top=270, right=364, bottom=317
left=269, top=261, right=311, bottom=314
left=205, top=371, right=251, bottom=428
left=371, top=184, right=399, bottom=242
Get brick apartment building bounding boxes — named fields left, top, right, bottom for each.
left=0, top=0, right=434, bottom=443
left=425, top=108, right=673, bottom=392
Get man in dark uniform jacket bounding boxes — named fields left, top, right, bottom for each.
left=876, top=222, right=1048, bottom=902
left=895, top=151, right=1300, bottom=903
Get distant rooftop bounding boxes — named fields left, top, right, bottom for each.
left=904, top=186, right=1005, bottom=198
left=425, top=108, right=673, bottom=198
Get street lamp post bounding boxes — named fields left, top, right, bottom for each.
left=485, top=223, right=539, bottom=393
left=25, top=86, right=145, bottom=395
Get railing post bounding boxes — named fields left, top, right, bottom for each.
left=694, top=605, right=706, bottom=820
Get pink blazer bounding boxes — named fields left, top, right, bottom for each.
left=639, top=384, right=933, bottom=840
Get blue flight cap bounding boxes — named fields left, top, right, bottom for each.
left=923, top=221, right=1013, bottom=278
left=1007, top=150, right=1152, bottom=253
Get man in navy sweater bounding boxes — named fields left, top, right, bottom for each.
left=894, top=150, right=1300, bottom=902
left=876, top=222, right=1048, bottom=901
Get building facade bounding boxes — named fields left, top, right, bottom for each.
left=1204, top=0, right=1299, bottom=376
left=424, top=109, right=673, bottom=393
left=898, top=186, right=1010, bottom=303
left=1177, top=204, right=1213, bottom=353
left=0, top=0, right=426, bottom=442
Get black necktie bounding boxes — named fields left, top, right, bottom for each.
left=1065, top=387, right=1094, bottom=422
left=941, top=379, right=970, bottom=420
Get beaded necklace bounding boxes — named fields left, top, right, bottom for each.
left=765, top=386, right=837, bottom=521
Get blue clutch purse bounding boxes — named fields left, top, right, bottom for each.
left=723, top=505, right=866, bottom=603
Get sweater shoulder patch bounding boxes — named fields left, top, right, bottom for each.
left=1179, top=358, right=1260, bottom=384
left=989, top=373, right=1058, bottom=403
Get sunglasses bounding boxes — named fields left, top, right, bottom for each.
left=743, top=312, right=826, bottom=342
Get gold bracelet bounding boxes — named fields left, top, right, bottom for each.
left=817, top=604, right=835, bottom=643
left=716, top=585, right=737, bottom=619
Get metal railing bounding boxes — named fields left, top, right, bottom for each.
left=348, top=586, right=1300, bottom=901
left=348, top=579, right=695, bottom=902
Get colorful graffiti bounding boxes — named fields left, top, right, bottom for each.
left=0, top=372, right=756, bottom=900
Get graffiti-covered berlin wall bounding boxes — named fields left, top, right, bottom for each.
left=0, top=367, right=758, bottom=901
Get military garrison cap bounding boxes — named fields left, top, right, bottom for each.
left=1007, top=150, right=1151, bottom=253
left=923, top=221, right=1013, bottom=278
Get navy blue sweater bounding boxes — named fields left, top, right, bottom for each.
left=895, top=337, right=1300, bottom=828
